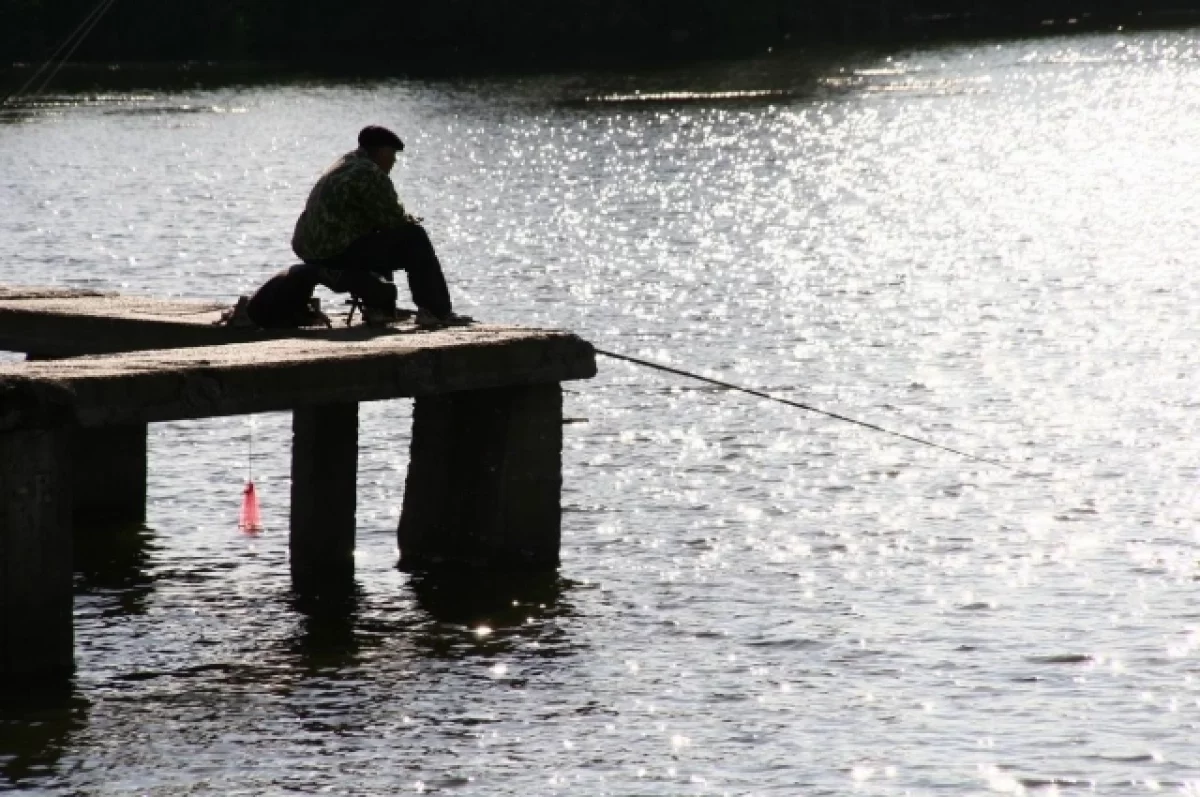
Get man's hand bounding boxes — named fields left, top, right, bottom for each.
left=405, top=213, right=424, bottom=225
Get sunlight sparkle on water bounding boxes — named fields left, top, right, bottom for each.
left=5, top=25, right=1200, bottom=797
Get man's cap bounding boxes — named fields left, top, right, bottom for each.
left=358, top=125, right=404, bottom=151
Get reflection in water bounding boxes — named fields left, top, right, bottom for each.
left=287, top=581, right=367, bottom=673
left=73, top=523, right=157, bottom=617
left=5, top=26, right=1200, bottom=794
left=407, top=570, right=577, bottom=660
left=278, top=570, right=580, bottom=683
left=0, top=690, right=88, bottom=789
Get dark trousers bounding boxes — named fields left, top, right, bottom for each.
left=318, top=225, right=453, bottom=318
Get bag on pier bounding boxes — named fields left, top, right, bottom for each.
left=245, top=264, right=330, bottom=328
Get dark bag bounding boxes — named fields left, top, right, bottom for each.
left=246, top=264, right=323, bottom=328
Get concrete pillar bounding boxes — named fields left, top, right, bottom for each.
left=27, top=355, right=146, bottom=528
left=398, top=383, right=563, bottom=570
left=290, top=402, right=358, bottom=588
left=72, top=424, right=147, bottom=528
left=0, top=427, right=74, bottom=681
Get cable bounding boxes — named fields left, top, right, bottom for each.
left=596, top=348, right=1018, bottom=473
left=1, top=0, right=119, bottom=107
left=29, top=0, right=119, bottom=100
left=1, top=0, right=112, bottom=106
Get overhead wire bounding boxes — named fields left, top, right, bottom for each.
left=1, top=0, right=120, bottom=108
left=29, top=0, right=119, bottom=99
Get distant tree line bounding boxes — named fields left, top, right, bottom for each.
left=3, top=0, right=1199, bottom=72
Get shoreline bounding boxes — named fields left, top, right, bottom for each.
left=3, top=6, right=1200, bottom=89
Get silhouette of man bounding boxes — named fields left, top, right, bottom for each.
left=248, top=125, right=459, bottom=327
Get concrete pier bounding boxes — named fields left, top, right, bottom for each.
left=291, top=402, right=359, bottom=588
left=0, top=426, right=74, bottom=680
left=399, top=383, right=564, bottom=570
left=72, top=424, right=147, bottom=527
left=0, top=286, right=295, bottom=356
left=0, top=285, right=596, bottom=681
left=1, top=286, right=302, bottom=528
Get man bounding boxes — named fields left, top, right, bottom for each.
left=247, top=125, right=462, bottom=327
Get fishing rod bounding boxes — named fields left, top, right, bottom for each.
left=595, top=348, right=1017, bottom=473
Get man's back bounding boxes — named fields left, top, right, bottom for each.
left=291, top=149, right=408, bottom=263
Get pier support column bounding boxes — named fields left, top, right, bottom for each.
left=398, top=383, right=563, bottom=570
left=27, top=356, right=146, bottom=528
left=0, top=427, right=73, bottom=682
left=290, top=402, right=358, bottom=588
left=72, top=424, right=147, bottom=528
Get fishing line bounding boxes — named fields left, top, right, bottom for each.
left=238, top=416, right=263, bottom=533
left=595, top=348, right=1017, bottom=473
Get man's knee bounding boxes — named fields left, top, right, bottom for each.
left=397, top=222, right=433, bottom=251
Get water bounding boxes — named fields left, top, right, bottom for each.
left=3, top=29, right=1200, bottom=796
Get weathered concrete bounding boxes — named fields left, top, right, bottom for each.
left=291, top=402, right=359, bottom=589
left=0, top=286, right=285, bottom=356
left=0, top=285, right=472, bottom=356
left=24, top=350, right=147, bottom=527
left=0, top=328, right=594, bottom=427
left=0, top=426, right=73, bottom=680
left=399, top=383, right=564, bottom=569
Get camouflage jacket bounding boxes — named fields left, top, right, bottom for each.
left=291, top=148, right=409, bottom=262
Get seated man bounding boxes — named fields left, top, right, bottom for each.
left=247, top=125, right=460, bottom=327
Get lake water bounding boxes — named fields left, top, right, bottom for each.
left=3, top=27, right=1200, bottom=796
